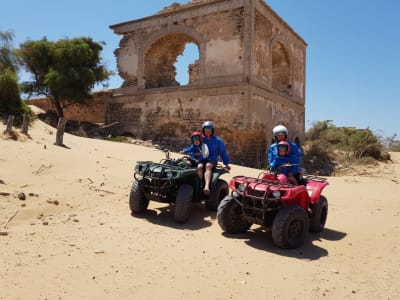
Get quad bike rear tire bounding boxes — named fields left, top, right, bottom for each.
left=205, top=179, right=229, bottom=211
left=309, top=196, right=328, bottom=233
left=272, top=206, right=309, bottom=249
left=217, top=196, right=252, bottom=233
left=174, top=184, right=193, bottom=223
left=129, top=179, right=149, bottom=213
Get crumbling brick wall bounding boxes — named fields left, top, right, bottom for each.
left=25, top=91, right=111, bottom=123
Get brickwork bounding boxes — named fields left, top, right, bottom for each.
left=25, top=91, right=111, bottom=123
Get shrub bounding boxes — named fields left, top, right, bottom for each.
left=304, top=121, right=391, bottom=174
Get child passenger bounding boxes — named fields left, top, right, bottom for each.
left=275, top=141, right=299, bottom=185
left=182, top=131, right=206, bottom=179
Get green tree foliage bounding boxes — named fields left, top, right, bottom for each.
left=18, top=37, right=112, bottom=117
left=0, top=30, right=32, bottom=122
left=0, top=68, right=22, bottom=114
left=0, top=30, right=20, bottom=74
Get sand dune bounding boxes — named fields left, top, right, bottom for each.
left=1, top=116, right=399, bottom=299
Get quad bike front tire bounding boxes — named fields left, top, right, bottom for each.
left=309, top=196, right=328, bottom=233
left=129, top=179, right=149, bottom=214
left=272, top=206, right=309, bottom=249
left=174, top=184, right=193, bottom=223
left=217, top=196, right=252, bottom=233
left=205, top=179, right=229, bottom=211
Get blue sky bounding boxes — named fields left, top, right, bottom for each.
left=1, top=0, right=399, bottom=137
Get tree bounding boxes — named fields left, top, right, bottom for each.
left=18, top=37, right=112, bottom=118
left=0, top=30, right=29, bottom=121
left=0, top=68, right=22, bottom=115
left=0, top=30, right=20, bottom=74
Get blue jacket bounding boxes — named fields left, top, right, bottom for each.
left=183, top=144, right=204, bottom=162
left=202, top=135, right=230, bottom=165
left=267, top=141, right=301, bottom=174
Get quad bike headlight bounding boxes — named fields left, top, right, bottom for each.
left=135, top=165, right=143, bottom=175
left=166, top=171, right=174, bottom=179
left=238, top=184, right=246, bottom=192
left=271, top=190, right=281, bottom=198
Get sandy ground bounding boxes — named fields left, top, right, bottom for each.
left=1, top=115, right=399, bottom=300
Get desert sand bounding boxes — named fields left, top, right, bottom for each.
left=1, top=112, right=399, bottom=300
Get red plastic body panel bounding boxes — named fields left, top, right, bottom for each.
left=229, top=174, right=328, bottom=210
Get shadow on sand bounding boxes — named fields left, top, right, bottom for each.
left=130, top=203, right=216, bottom=230
left=220, top=227, right=346, bottom=260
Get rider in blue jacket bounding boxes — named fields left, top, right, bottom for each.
left=182, top=131, right=205, bottom=165
left=267, top=125, right=301, bottom=185
left=201, top=121, right=231, bottom=194
left=182, top=131, right=207, bottom=179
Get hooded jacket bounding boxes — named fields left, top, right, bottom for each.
left=183, top=144, right=204, bottom=162
left=267, top=141, right=301, bottom=174
left=202, top=135, right=230, bottom=165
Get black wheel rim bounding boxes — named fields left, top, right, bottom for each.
left=228, top=203, right=242, bottom=225
left=288, top=219, right=304, bottom=240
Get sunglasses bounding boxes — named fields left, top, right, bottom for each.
left=192, top=136, right=200, bottom=141
left=204, top=126, right=212, bottom=131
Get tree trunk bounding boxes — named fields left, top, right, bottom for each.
left=22, top=113, right=29, bottom=134
left=56, top=117, right=67, bottom=146
left=54, top=98, right=64, bottom=118
left=6, top=115, right=14, bottom=134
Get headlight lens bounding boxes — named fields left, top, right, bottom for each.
left=166, top=171, right=173, bottom=179
left=271, top=190, right=281, bottom=198
left=238, top=184, right=246, bottom=192
left=135, top=165, right=143, bottom=175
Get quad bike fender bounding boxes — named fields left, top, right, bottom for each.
left=211, top=167, right=229, bottom=188
left=280, top=186, right=310, bottom=211
left=306, top=180, right=329, bottom=203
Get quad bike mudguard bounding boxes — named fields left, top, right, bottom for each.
left=303, top=175, right=329, bottom=204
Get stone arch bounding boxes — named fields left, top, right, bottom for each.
left=269, top=36, right=292, bottom=95
left=139, top=25, right=206, bottom=89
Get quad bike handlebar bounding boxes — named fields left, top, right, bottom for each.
left=260, top=163, right=299, bottom=176
left=277, top=163, right=299, bottom=170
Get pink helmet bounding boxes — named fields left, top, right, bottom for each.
left=277, top=141, right=290, bottom=155
left=190, top=131, right=203, bottom=142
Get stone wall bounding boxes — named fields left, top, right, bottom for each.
left=25, top=91, right=111, bottom=123
left=106, top=82, right=303, bottom=168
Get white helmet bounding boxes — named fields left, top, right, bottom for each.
left=272, top=125, right=288, bottom=136
left=202, top=120, right=215, bottom=135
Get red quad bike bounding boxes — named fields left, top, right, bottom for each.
left=217, top=165, right=329, bottom=249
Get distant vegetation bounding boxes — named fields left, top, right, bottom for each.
left=302, top=120, right=396, bottom=175
left=0, top=30, right=34, bottom=124
left=381, top=134, right=400, bottom=152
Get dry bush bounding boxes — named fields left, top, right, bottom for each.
left=303, top=121, right=391, bottom=175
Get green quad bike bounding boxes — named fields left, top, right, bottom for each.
left=129, top=150, right=229, bottom=223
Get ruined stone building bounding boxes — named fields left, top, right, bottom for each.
left=108, top=0, right=307, bottom=168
